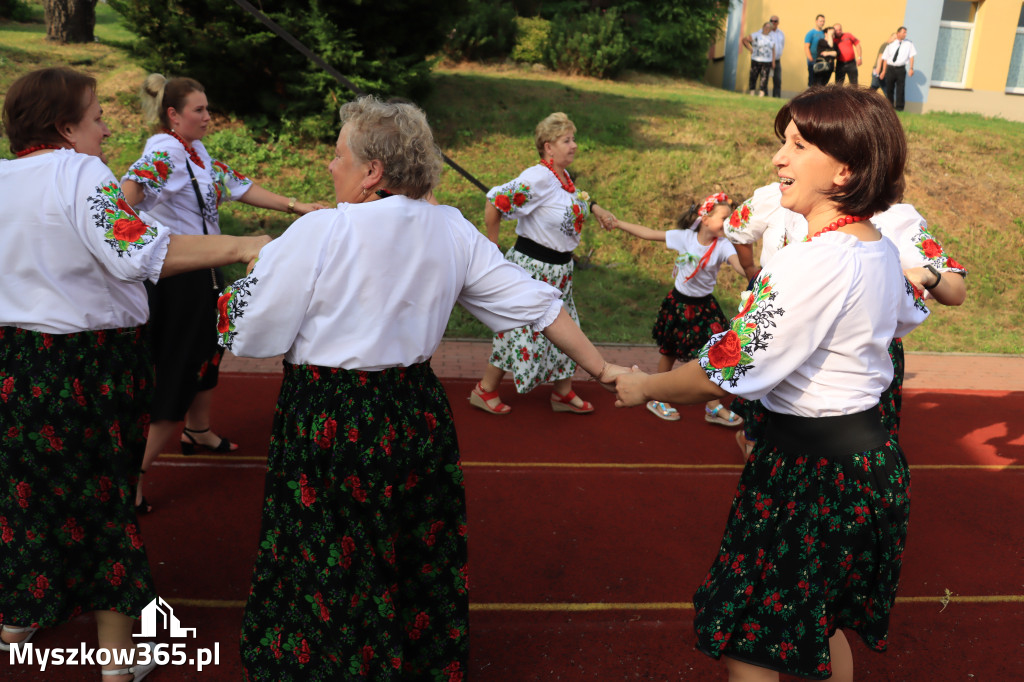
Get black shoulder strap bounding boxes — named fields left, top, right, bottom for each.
left=184, top=160, right=209, bottom=235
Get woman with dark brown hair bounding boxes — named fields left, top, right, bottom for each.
left=0, top=66, right=267, bottom=679
left=614, top=85, right=930, bottom=682
left=120, top=74, right=325, bottom=514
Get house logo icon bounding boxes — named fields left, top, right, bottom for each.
left=135, top=597, right=197, bottom=638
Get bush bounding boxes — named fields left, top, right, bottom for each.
left=108, top=0, right=466, bottom=139
left=543, top=8, right=629, bottom=79
left=618, top=0, right=730, bottom=79
left=0, top=0, right=34, bottom=22
left=443, top=0, right=517, bottom=62
left=510, top=16, right=549, bottom=64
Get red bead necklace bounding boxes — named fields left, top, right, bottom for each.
left=539, top=158, right=575, bottom=193
left=163, top=128, right=204, bottom=168
left=805, top=214, right=869, bottom=241
left=15, top=144, right=64, bottom=158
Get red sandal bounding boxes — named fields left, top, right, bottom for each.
left=550, top=389, right=594, bottom=414
left=469, top=382, right=511, bottom=415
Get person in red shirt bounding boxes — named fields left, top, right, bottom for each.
left=833, top=23, right=863, bottom=85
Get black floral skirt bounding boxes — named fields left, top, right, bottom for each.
left=0, top=326, right=156, bottom=627
left=240, top=362, right=468, bottom=681
left=879, top=338, right=905, bottom=442
left=693, top=410, right=910, bottom=679
left=145, top=268, right=224, bottom=421
left=652, top=289, right=729, bottom=361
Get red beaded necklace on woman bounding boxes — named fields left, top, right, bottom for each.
left=804, top=214, right=869, bottom=241
left=15, top=144, right=64, bottom=157
left=163, top=128, right=205, bottom=168
left=539, top=158, right=575, bottom=193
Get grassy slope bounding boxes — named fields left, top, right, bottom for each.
left=2, top=11, right=1021, bottom=353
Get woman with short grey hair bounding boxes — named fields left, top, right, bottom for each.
left=219, top=95, right=624, bottom=680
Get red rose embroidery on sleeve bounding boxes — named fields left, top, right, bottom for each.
left=707, top=330, right=742, bottom=369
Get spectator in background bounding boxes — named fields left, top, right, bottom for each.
left=769, top=15, right=785, bottom=97
left=803, top=14, right=826, bottom=86
left=833, top=23, right=862, bottom=85
left=812, top=26, right=838, bottom=86
left=870, top=34, right=897, bottom=91
left=882, top=26, right=916, bottom=111
left=742, top=22, right=777, bottom=96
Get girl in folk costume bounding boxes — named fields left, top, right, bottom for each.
left=614, top=193, right=747, bottom=424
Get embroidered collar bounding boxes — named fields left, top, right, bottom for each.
left=539, top=158, right=575, bottom=193
left=163, top=128, right=204, bottom=168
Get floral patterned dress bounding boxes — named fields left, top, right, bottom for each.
left=486, top=162, right=591, bottom=393
left=0, top=152, right=168, bottom=630
left=123, top=134, right=253, bottom=420
left=692, top=233, right=929, bottom=678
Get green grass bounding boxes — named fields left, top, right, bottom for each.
left=2, top=21, right=1021, bottom=353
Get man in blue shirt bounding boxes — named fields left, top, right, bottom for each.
left=803, top=14, right=826, bottom=87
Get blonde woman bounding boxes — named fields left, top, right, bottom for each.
left=470, top=112, right=617, bottom=415
left=121, top=74, right=325, bottom=513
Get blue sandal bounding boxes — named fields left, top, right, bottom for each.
left=705, top=404, right=743, bottom=427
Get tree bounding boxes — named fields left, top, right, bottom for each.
left=43, top=0, right=98, bottom=43
left=109, top=0, right=466, bottom=138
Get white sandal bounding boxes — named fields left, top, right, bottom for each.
left=0, top=624, right=40, bottom=651
left=101, top=641, right=158, bottom=680
left=705, top=404, right=744, bottom=427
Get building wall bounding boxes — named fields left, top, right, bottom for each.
left=922, top=0, right=1024, bottom=121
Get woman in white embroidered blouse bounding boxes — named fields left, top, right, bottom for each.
left=216, top=96, right=624, bottom=680
left=615, top=86, right=930, bottom=682
left=0, top=67, right=267, bottom=678
left=469, top=112, right=618, bottom=415
left=120, top=74, right=325, bottom=514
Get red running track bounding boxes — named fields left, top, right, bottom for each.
left=5, top=375, right=1022, bottom=680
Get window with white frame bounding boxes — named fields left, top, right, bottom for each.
left=1006, top=4, right=1024, bottom=93
left=933, top=0, right=977, bottom=87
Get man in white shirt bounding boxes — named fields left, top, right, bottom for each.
left=767, top=15, right=784, bottom=97
left=881, top=26, right=916, bottom=111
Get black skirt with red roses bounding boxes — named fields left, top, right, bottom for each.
left=240, top=361, right=468, bottom=682
left=0, top=326, right=157, bottom=628
left=693, top=408, right=910, bottom=679
left=879, top=338, right=905, bottom=443
left=652, top=289, right=729, bottom=361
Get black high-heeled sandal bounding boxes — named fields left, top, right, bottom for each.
left=135, top=468, right=153, bottom=515
left=180, top=426, right=237, bottom=455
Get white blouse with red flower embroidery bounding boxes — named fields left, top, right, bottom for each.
left=665, top=229, right=737, bottom=297
left=217, top=195, right=563, bottom=370
left=699, top=232, right=929, bottom=417
left=724, top=183, right=805, bottom=268
left=0, top=151, right=171, bottom=333
left=122, top=133, right=252, bottom=236
left=729, top=185, right=967, bottom=303
left=486, top=163, right=591, bottom=253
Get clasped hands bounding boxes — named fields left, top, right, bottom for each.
left=592, top=205, right=619, bottom=231
left=592, top=362, right=652, bottom=408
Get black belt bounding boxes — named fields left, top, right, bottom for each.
left=765, top=406, right=889, bottom=458
left=513, top=236, right=572, bottom=265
